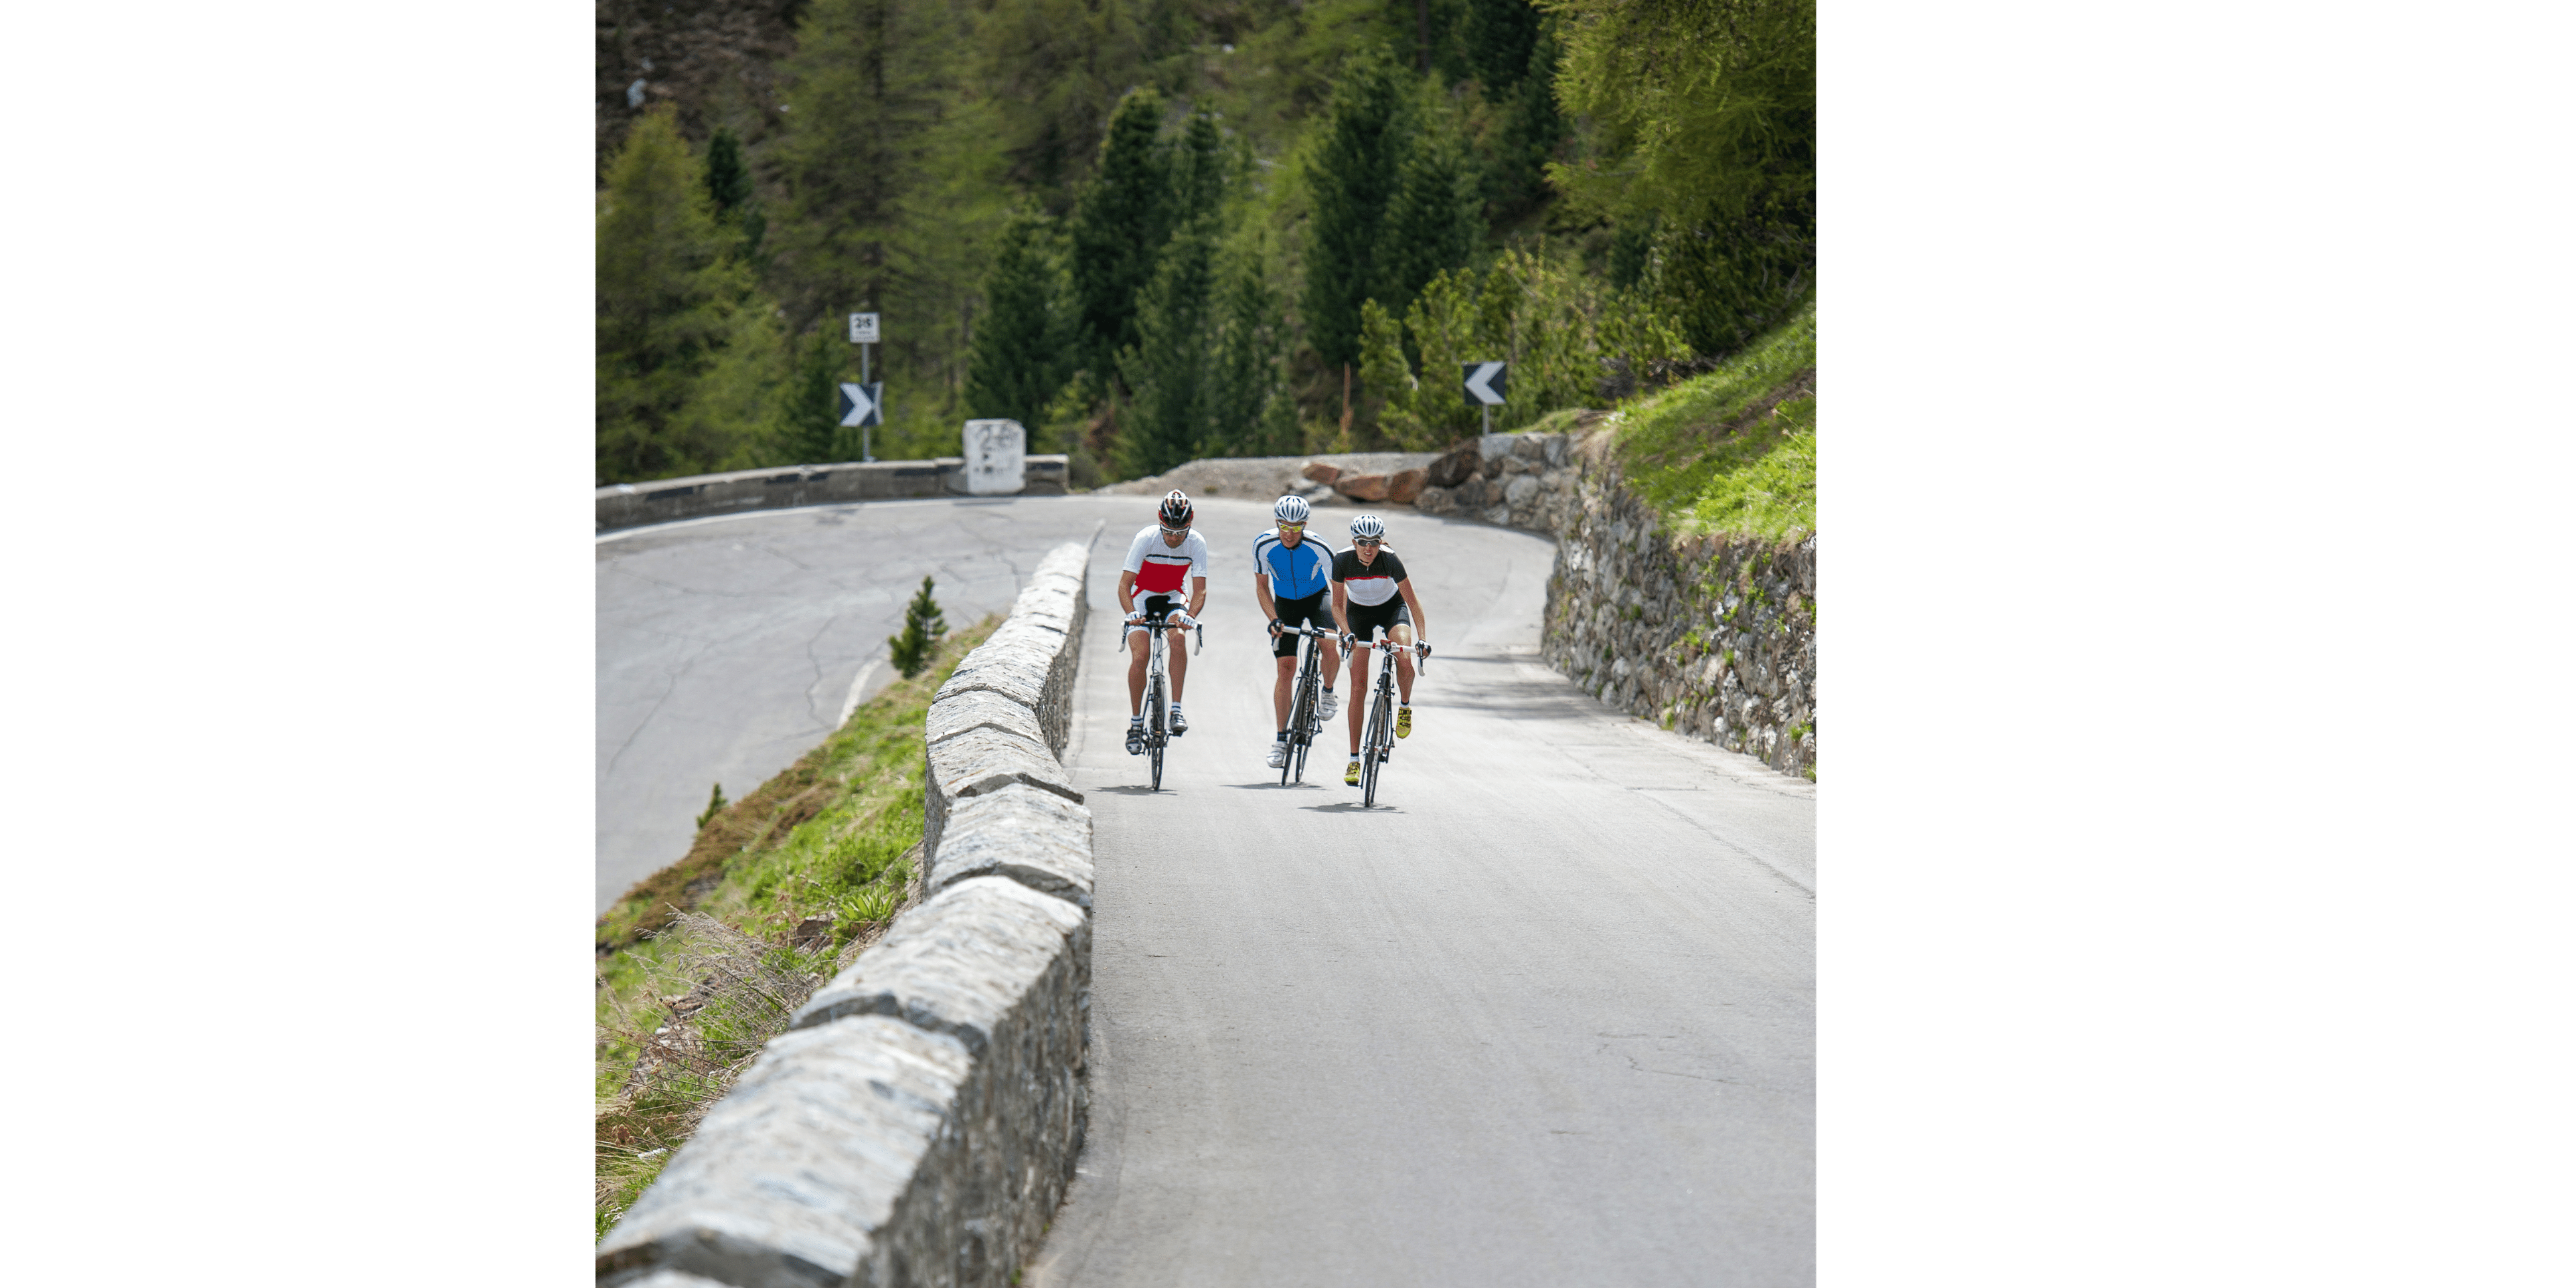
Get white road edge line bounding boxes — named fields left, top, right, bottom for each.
left=838, top=659, right=882, bottom=727
left=595, top=495, right=1024, bottom=544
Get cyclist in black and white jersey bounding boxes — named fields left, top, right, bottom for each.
left=1253, top=494, right=1340, bottom=769
left=1117, top=489, right=1209, bottom=755
left=1330, top=513, right=1431, bottom=786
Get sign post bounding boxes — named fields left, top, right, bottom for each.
left=848, top=313, right=882, bottom=461
left=1463, top=361, right=1508, bottom=434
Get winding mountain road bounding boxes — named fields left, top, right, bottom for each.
left=596, top=495, right=1816, bottom=1281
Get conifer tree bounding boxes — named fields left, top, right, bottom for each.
left=1068, top=88, right=1172, bottom=382
left=963, top=212, right=1068, bottom=430
left=1373, top=93, right=1485, bottom=331
left=1116, top=220, right=1218, bottom=478
left=597, top=107, right=762, bottom=483
left=704, top=127, right=752, bottom=215
left=1299, top=48, right=1413, bottom=371
left=887, top=576, right=947, bottom=678
left=778, top=328, right=848, bottom=463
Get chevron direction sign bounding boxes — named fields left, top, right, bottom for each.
left=837, top=382, right=883, bottom=428
left=1463, top=361, right=1508, bottom=406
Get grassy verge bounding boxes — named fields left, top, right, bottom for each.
left=593, top=615, right=1000, bottom=1240
left=1611, top=301, right=1817, bottom=540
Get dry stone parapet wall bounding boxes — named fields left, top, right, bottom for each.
left=598, top=542, right=1097, bottom=1288
left=1541, top=435, right=1816, bottom=777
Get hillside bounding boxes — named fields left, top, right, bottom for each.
left=594, top=0, right=1815, bottom=487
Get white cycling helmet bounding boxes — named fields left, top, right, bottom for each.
left=1348, top=513, right=1386, bottom=540
left=1273, top=495, right=1311, bottom=524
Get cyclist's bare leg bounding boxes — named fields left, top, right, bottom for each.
left=1345, top=649, right=1372, bottom=754
left=1273, top=654, right=1296, bottom=728
left=1125, top=624, right=1149, bottom=716
left=1390, top=622, right=1417, bottom=704
left=1167, top=626, right=1189, bottom=702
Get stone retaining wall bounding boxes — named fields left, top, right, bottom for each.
left=1541, top=436, right=1816, bottom=777
left=598, top=543, right=1097, bottom=1288
left=597, top=457, right=1073, bottom=533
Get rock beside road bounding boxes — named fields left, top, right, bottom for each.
left=1095, top=453, right=1437, bottom=508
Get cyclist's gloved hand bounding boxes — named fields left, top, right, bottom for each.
left=1268, top=617, right=1284, bottom=637
left=1123, top=609, right=1147, bottom=624
left=1339, top=631, right=1356, bottom=651
left=1417, top=639, right=1432, bottom=657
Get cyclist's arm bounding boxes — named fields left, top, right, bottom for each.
left=1117, top=570, right=1139, bottom=615
left=1396, top=578, right=1428, bottom=643
left=1330, top=582, right=1351, bottom=636
left=1184, top=574, right=1208, bottom=620
left=1253, top=571, right=1278, bottom=624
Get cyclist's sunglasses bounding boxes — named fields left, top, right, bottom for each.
left=1352, top=536, right=1382, bottom=547
left=1159, top=523, right=1190, bottom=534
left=1276, top=522, right=1305, bottom=532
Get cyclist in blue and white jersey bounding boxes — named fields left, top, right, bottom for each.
left=1118, top=490, right=1209, bottom=755
left=1331, top=512, right=1431, bottom=786
left=1253, top=495, right=1341, bottom=769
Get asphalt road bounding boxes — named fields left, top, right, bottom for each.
left=597, top=497, right=1130, bottom=912
left=596, top=495, right=1816, bottom=1280
left=1028, top=499, right=1818, bottom=1287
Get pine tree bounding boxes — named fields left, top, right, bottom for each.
left=1299, top=48, right=1413, bottom=371
left=963, top=212, right=1067, bottom=430
left=704, top=127, right=752, bottom=215
left=778, top=327, right=848, bottom=464
left=1373, top=90, right=1485, bottom=331
left=1068, top=88, right=1172, bottom=382
left=1116, top=220, right=1218, bottom=478
left=887, top=576, right=947, bottom=677
left=597, top=107, right=763, bottom=483
left=1206, top=245, right=1287, bottom=457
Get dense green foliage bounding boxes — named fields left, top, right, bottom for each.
left=595, top=0, right=1816, bottom=485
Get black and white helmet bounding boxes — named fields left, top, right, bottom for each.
left=1273, top=495, right=1311, bottom=524
left=1348, top=513, right=1386, bottom=541
left=1158, top=489, right=1194, bottom=528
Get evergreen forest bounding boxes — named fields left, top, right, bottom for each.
left=594, top=0, right=1814, bottom=487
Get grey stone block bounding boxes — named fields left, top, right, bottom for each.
left=924, top=690, right=1046, bottom=750
left=792, top=877, right=1089, bottom=1057
left=933, top=641, right=1052, bottom=710
left=927, top=783, right=1094, bottom=911
left=596, top=1016, right=975, bottom=1288
left=922, top=725, right=1080, bottom=864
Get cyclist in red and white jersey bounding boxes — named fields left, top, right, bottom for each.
left=1118, top=489, right=1210, bottom=755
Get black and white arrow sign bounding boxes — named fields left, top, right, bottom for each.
left=837, top=382, right=883, bottom=428
left=1462, top=361, right=1508, bottom=406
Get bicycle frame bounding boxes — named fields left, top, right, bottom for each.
left=1122, top=609, right=1202, bottom=791
left=1277, top=623, right=1338, bottom=785
left=1342, top=631, right=1427, bottom=807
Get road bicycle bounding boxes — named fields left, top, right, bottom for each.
left=1121, top=607, right=1202, bottom=791
left=1344, top=630, right=1430, bottom=808
left=1274, top=623, right=1340, bottom=785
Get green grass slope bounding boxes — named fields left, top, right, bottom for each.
left=1611, top=302, right=1816, bottom=540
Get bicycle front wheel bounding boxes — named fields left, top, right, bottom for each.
left=1362, top=691, right=1389, bottom=807
left=1149, top=673, right=1167, bottom=791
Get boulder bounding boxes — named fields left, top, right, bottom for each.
left=1426, top=443, right=1479, bottom=489
left=1386, top=467, right=1427, bottom=505
left=1336, top=473, right=1390, bottom=502
left=1301, top=460, right=1341, bottom=485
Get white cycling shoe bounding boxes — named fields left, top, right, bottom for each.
left=1317, top=689, right=1340, bottom=720
left=1265, top=740, right=1289, bottom=769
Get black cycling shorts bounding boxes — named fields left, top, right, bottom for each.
left=1343, top=598, right=1413, bottom=647
left=1126, top=594, right=1182, bottom=633
left=1271, top=591, right=1333, bottom=658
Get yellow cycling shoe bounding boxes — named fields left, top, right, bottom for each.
left=1344, top=757, right=1363, bottom=785
left=1396, top=706, right=1413, bottom=738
